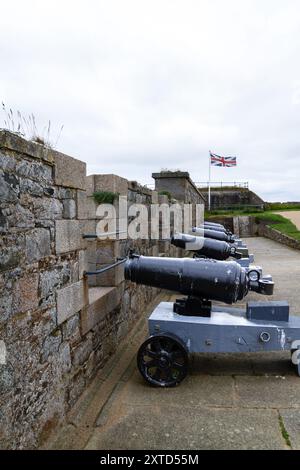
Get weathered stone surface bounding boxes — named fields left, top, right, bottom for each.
left=72, top=334, right=93, bottom=367
left=61, top=313, right=81, bottom=342
left=0, top=130, right=55, bottom=163
left=41, top=330, right=62, bottom=362
left=56, top=280, right=85, bottom=325
left=81, top=286, right=121, bottom=335
left=63, top=199, right=76, bottom=219
left=7, top=203, right=34, bottom=229
left=87, top=406, right=284, bottom=450
left=91, top=263, right=124, bottom=287
left=12, top=272, right=39, bottom=314
left=258, top=223, right=300, bottom=251
left=0, top=363, right=14, bottom=394
left=94, top=240, right=119, bottom=264
left=93, top=174, right=128, bottom=195
left=57, top=187, right=76, bottom=199
left=0, top=246, right=22, bottom=272
left=58, top=342, right=72, bottom=374
left=85, top=175, right=95, bottom=196
left=39, top=266, right=70, bottom=306
left=54, top=152, right=86, bottom=190
left=0, top=170, right=19, bottom=202
left=280, top=410, right=300, bottom=450
left=16, top=159, right=52, bottom=183
left=55, top=220, right=82, bottom=254
left=68, top=370, right=86, bottom=408
left=0, top=150, right=17, bottom=171
left=33, top=198, right=63, bottom=220
left=0, top=291, right=12, bottom=322
left=26, top=228, right=51, bottom=262
left=19, top=178, right=43, bottom=197
left=77, top=191, right=96, bottom=219
left=0, top=130, right=173, bottom=450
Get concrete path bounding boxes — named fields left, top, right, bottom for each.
left=46, top=238, right=300, bottom=450
left=277, top=210, right=300, bottom=230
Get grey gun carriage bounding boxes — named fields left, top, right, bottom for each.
left=124, top=254, right=300, bottom=387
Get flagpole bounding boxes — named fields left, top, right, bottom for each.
left=208, top=151, right=211, bottom=211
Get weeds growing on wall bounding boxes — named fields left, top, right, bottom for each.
left=1, top=102, right=64, bottom=149
left=92, top=191, right=120, bottom=205
left=158, top=190, right=172, bottom=201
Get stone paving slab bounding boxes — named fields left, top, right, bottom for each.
left=109, top=371, right=235, bottom=408
left=235, top=375, right=300, bottom=408
left=86, top=406, right=286, bottom=450
left=279, top=409, right=300, bottom=450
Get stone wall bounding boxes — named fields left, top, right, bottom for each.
left=0, top=131, right=182, bottom=449
left=152, top=171, right=206, bottom=206
left=257, top=223, right=300, bottom=250
left=201, top=188, right=265, bottom=210
left=207, top=215, right=259, bottom=238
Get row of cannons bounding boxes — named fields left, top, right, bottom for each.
left=122, top=220, right=300, bottom=386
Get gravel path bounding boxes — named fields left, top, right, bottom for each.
left=277, top=211, right=300, bottom=229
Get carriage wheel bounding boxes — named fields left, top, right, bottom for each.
left=291, top=348, right=300, bottom=377
left=137, top=334, right=188, bottom=387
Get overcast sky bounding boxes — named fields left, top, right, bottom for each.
left=1, top=0, right=300, bottom=201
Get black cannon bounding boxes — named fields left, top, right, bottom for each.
left=201, top=224, right=233, bottom=235
left=192, top=226, right=236, bottom=243
left=203, top=221, right=224, bottom=227
left=125, top=254, right=274, bottom=317
left=204, top=221, right=228, bottom=230
left=171, top=233, right=242, bottom=260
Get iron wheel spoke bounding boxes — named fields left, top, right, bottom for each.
left=144, top=359, right=158, bottom=369
left=137, top=335, right=188, bottom=387
left=145, top=349, right=159, bottom=359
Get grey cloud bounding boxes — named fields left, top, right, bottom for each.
left=1, top=0, right=300, bottom=200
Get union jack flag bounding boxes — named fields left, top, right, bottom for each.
left=210, top=152, right=237, bottom=167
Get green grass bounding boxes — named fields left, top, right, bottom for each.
left=206, top=209, right=300, bottom=242
left=158, top=190, right=172, bottom=201
left=92, top=191, right=119, bottom=205
left=265, top=202, right=300, bottom=211
left=278, top=414, right=292, bottom=448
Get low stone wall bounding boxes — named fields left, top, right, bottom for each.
left=209, top=213, right=300, bottom=250
left=0, top=131, right=182, bottom=449
left=257, top=223, right=300, bottom=250
left=207, top=215, right=257, bottom=237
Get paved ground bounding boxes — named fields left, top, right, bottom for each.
left=277, top=210, right=300, bottom=230
left=46, top=238, right=300, bottom=450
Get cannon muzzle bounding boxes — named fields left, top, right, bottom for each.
left=171, top=233, right=242, bottom=260
left=125, top=255, right=274, bottom=306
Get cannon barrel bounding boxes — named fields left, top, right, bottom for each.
left=204, top=221, right=225, bottom=228
left=171, top=233, right=241, bottom=260
left=192, top=227, right=235, bottom=243
left=203, top=224, right=227, bottom=232
left=199, top=224, right=232, bottom=235
left=125, top=255, right=274, bottom=304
